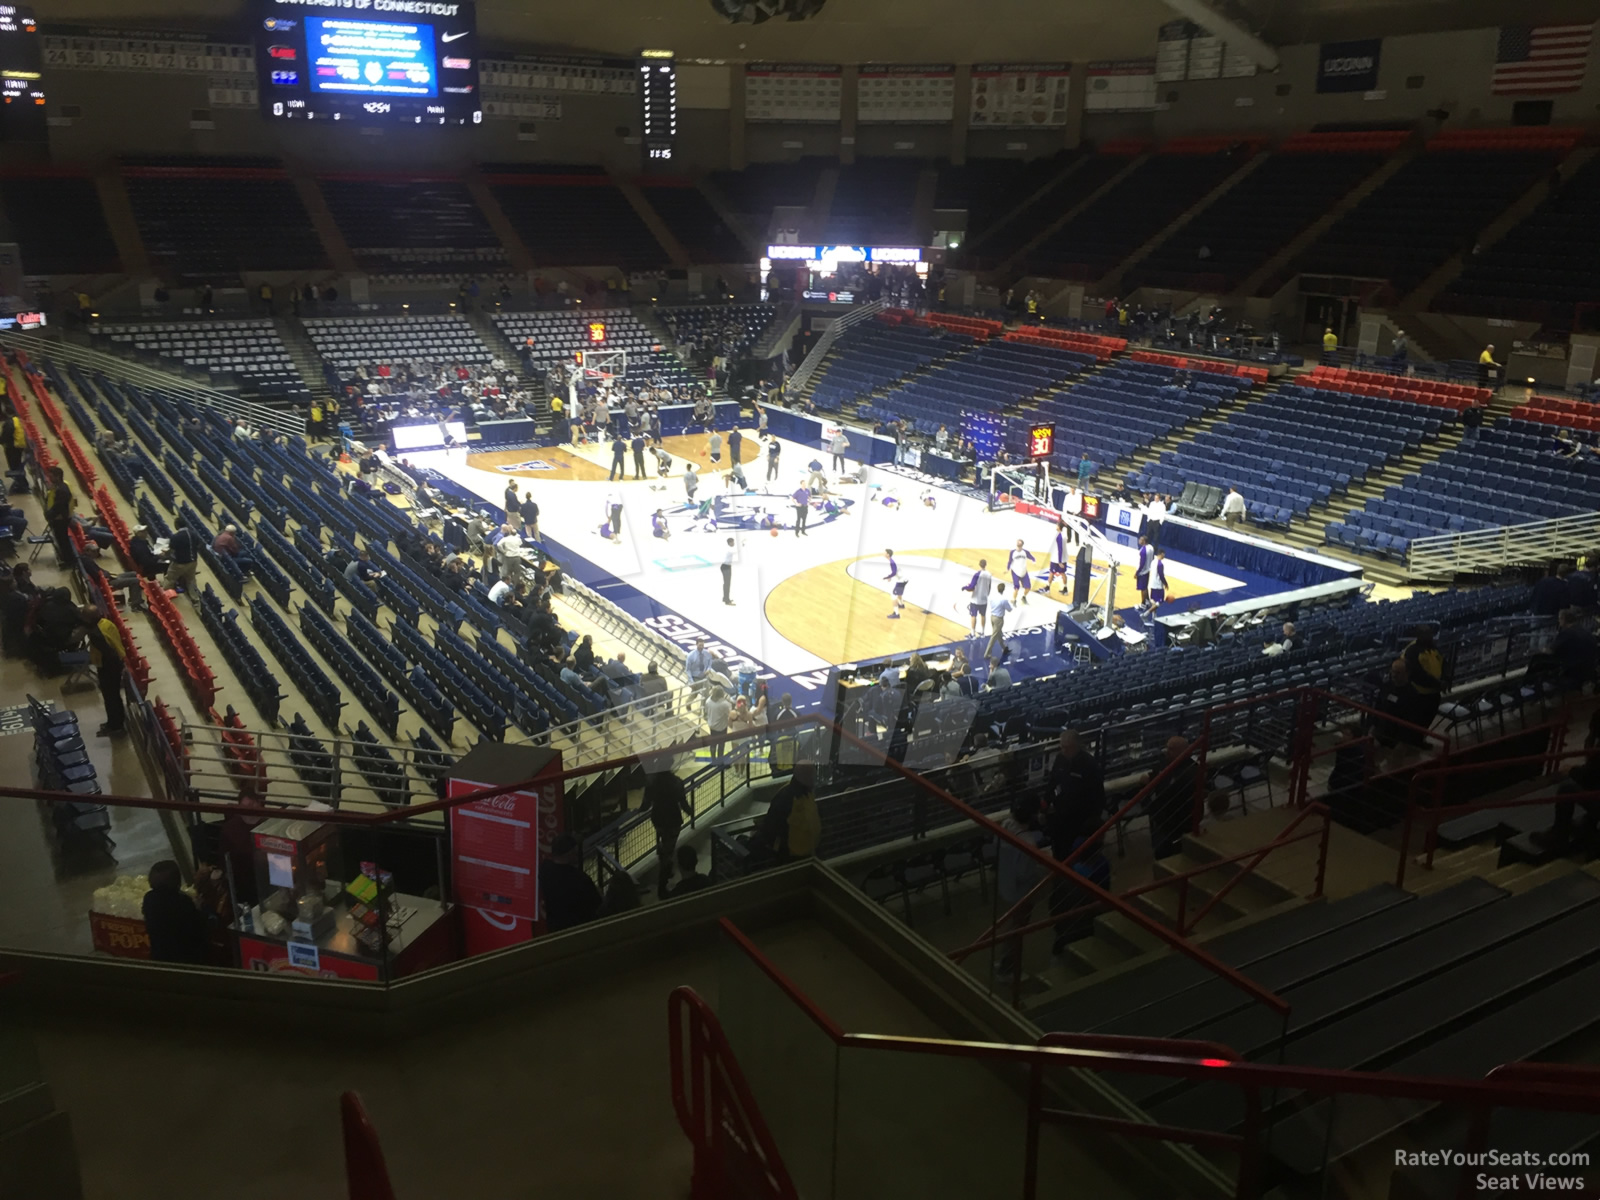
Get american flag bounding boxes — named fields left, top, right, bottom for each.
left=1491, top=23, right=1594, bottom=94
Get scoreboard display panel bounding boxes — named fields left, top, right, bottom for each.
left=0, top=5, right=45, bottom=143
left=256, top=0, right=480, bottom=124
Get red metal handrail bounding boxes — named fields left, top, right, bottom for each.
left=951, top=805, right=1331, bottom=964
left=340, top=1091, right=397, bottom=1200
left=669, top=985, right=801, bottom=1200
left=954, top=732, right=1211, bottom=964
left=1395, top=723, right=1574, bottom=887
left=711, top=918, right=1600, bottom=1200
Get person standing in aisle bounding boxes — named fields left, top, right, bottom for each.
left=962, top=559, right=993, bottom=636
left=645, top=765, right=693, bottom=900
left=792, top=481, right=810, bottom=536
left=79, top=605, right=127, bottom=737
left=767, top=435, right=782, bottom=482
left=883, top=549, right=907, bottom=619
left=42, top=466, right=75, bottom=567
left=0, top=411, right=25, bottom=474
left=985, top=583, right=1013, bottom=667
left=720, top=537, right=736, bottom=605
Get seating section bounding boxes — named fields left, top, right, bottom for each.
left=970, top=150, right=1136, bottom=267
left=492, top=311, right=697, bottom=389
left=0, top=172, right=120, bottom=275
left=1029, top=141, right=1256, bottom=280
left=1128, top=133, right=1404, bottom=292
left=639, top=180, right=747, bottom=263
left=1274, top=127, right=1581, bottom=298
left=304, top=315, right=495, bottom=373
left=707, top=159, right=825, bottom=230
left=123, top=165, right=327, bottom=280
left=1131, top=378, right=1467, bottom=526
left=92, top=320, right=308, bottom=402
left=934, top=154, right=1078, bottom=245
left=980, top=584, right=1534, bottom=742
left=861, top=338, right=1095, bottom=436
left=487, top=169, right=664, bottom=270
left=1327, top=408, right=1600, bottom=559
left=825, top=159, right=923, bottom=244
left=656, top=304, right=776, bottom=361
left=809, top=319, right=971, bottom=412
left=1436, top=153, right=1600, bottom=329
left=319, top=177, right=506, bottom=275
left=1023, top=360, right=1245, bottom=479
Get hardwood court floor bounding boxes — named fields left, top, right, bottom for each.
left=763, top=547, right=1212, bottom=663
left=468, top=432, right=760, bottom=482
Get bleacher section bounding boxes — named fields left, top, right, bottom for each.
left=808, top=319, right=971, bottom=413
left=1328, top=395, right=1600, bottom=559
left=969, top=149, right=1135, bottom=267
left=707, top=160, right=824, bottom=232
left=0, top=170, right=120, bottom=275
left=303, top=314, right=495, bottom=373
left=492, top=310, right=697, bottom=388
left=656, top=304, right=776, bottom=360
left=1022, top=359, right=1245, bottom=478
left=638, top=180, right=747, bottom=263
left=934, top=154, right=1076, bottom=245
left=1127, top=132, right=1405, bottom=293
left=976, top=584, right=1535, bottom=743
left=92, top=320, right=308, bottom=402
left=486, top=167, right=663, bottom=270
left=825, top=159, right=922, bottom=244
left=1272, top=127, right=1581, bottom=298
left=859, top=336, right=1094, bottom=436
left=122, top=165, right=327, bottom=281
left=319, top=176, right=506, bottom=276
left=1035, top=872, right=1600, bottom=1187
left=1130, top=369, right=1477, bottom=527
left=1436, top=153, right=1600, bottom=330
left=1028, top=139, right=1257, bottom=280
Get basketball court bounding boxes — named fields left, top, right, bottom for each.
left=418, top=427, right=1245, bottom=693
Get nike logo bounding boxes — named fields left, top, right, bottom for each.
left=441, top=31, right=467, bottom=42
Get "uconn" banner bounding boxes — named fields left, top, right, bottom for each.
left=1316, top=38, right=1382, bottom=92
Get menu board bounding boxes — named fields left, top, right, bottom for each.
left=968, top=62, right=1072, bottom=127
left=857, top=63, right=955, bottom=123
left=745, top=62, right=841, bottom=122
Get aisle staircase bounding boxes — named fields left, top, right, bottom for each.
left=275, top=317, right=335, bottom=407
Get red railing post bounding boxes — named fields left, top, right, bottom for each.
left=340, top=1092, right=397, bottom=1200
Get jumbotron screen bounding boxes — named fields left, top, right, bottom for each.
left=255, top=0, right=480, bottom=125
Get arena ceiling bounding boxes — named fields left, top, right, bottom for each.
left=40, top=0, right=1600, bottom=63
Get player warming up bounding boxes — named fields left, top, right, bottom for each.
left=884, top=549, right=908, bottom=619
left=962, top=559, right=993, bottom=635
left=1008, top=539, right=1036, bottom=605
left=1047, top=519, right=1076, bottom=594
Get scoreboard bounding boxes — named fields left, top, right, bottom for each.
left=255, top=0, right=481, bottom=125
left=0, top=5, right=45, bottom=143
left=638, top=49, right=676, bottom=169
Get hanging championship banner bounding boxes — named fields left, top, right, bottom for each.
left=969, top=63, right=1071, bottom=127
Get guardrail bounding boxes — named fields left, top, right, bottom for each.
left=1, top=329, right=307, bottom=436
left=782, top=298, right=886, bottom=402
left=1406, top=510, right=1600, bottom=580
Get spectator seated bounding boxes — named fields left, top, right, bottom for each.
left=494, top=310, right=698, bottom=390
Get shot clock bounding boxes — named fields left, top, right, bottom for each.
left=1028, top=423, right=1056, bottom=461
